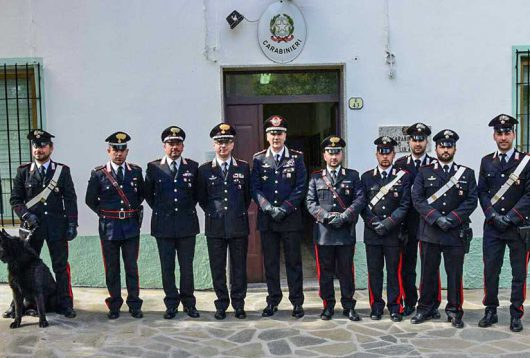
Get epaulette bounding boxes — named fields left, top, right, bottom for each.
left=253, top=149, right=267, bottom=157
left=18, top=162, right=31, bottom=169
left=236, top=158, right=248, bottom=164
left=423, top=162, right=436, bottom=168
left=394, top=156, right=408, bottom=163
left=312, top=169, right=323, bottom=175
left=150, top=158, right=163, bottom=164
left=94, top=165, right=105, bottom=171
left=129, top=163, right=141, bottom=168
left=290, top=149, right=303, bottom=154
left=54, top=162, right=69, bottom=168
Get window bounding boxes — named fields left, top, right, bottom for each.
left=0, top=60, right=44, bottom=226
left=515, top=49, right=530, bottom=152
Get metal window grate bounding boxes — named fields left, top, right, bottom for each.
left=515, top=50, right=530, bottom=152
left=0, top=62, right=43, bottom=227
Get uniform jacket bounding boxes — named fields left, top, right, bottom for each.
left=197, top=158, right=251, bottom=239
left=10, top=160, right=78, bottom=241
left=306, top=167, right=366, bottom=245
left=412, top=162, right=478, bottom=246
left=144, top=156, right=199, bottom=238
left=250, top=147, right=307, bottom=232
left=394, top=154, right=437, bottom=236
left=85, top=161, right=144, bottom=240
left=361, top=166, right=411, bottom=246
left=478, top=150, right=530, bottom=240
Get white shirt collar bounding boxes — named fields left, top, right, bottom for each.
left=378, top=165, right=392, bottom=176
left=166, top=155, right=182, bottom=169
left=35, top=160, right=51, bottom=170
left=269, top=146, right=285, bottom=159
left=217, top=156, right=232, bottom=169
left=110, top=161, right=125, bottom=173
left=327, top=165, right=341, bottom=174
left=439, top=161, right=454, bottom=170
left=498, top=147, right=515, bottom=160
left=411, top=153, right=427, bottom=163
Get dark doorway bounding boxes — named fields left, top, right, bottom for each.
left=224, top=68, right=342, bottom=283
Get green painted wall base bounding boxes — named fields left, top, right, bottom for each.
left=0, top=236, right=524, bottom=290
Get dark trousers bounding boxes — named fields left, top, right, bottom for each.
left=418, top=241, right=442, bottom=310
left=156, top=236, right=196, bottom=309
left=260, top=230, right=304, bottom=306
left=314, top=244, right=356, bottom=310
left=483, top=235, right=529, bottom=318
left=31, top=234, right=73, bottom=310
left=418, top=241, right=465, bottom=319
left=206, top=236, right=248, bottom=310
left=100, top=237, right=142, bottom=312
left=402, top=233, right=419, bottom=307
left=366, top=244, right=403, bottom=314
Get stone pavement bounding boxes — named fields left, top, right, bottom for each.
left=1, top=284, right=530, bottom=357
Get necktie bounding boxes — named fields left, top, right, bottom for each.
left=275, top=154, right=281, bottom=166
left=330, top=170, right=337, bottom=184
left=222, top=162, right=228, bottom=178
left=39, top=165, right=46, bottom=185
left=500, top=153, right=507, bottom=164
left=117, top=166, right=124, bottom=183
left=443, top=165, right=449, bottom=174
left=415, top=159, right=421, bottom=169
left=381, top=171, right=387, bottom=181
left=170, top=161, right=177, bottom=177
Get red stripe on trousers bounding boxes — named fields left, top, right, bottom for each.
left=368, top=272, right=375, bottom=308
left=99, top=240, right=112, bottom=309
left=314, top=244, right=327, bottom=308
left=396, top=252, right=405, bottom=313
left=65, top=242, right=73, bottom=299
left=520, top=251, right=530, bottom=315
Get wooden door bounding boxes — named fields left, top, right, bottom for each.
left=226, top=104, right=265, bottom=282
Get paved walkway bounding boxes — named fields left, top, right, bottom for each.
left=0, top=284, right=530, bottom=357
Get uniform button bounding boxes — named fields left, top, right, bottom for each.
left=120, top=208, right=124, bottom=211
left=224, top=182, right=227, bottom=185
left=224, top=190, right=228, bottom=193
left=501, top=197, right=505, bottom=200
left=274, top=190, right=278, bottom=193
left=275, top=171, right=279, bottom=174
left=120, top=185, right=123, bottom=188
left=333, top=204, right=336, bottom=207
left=333, top=195, right=337, bottom=199
left=501, top=174, right=505, bottom=178
left=44, top=211, right=48, bottom=215
left=383, top=215, right=387, bottom=218
left=175, top=208, right=178, bottom=212
left=382, top=206, right=386, bottom=209
left=174, top=198, right=178, bottom=202
left=174, top=189, right=177, bottom=192
left=224, top=198, right=228, bottom=201
left=275, top=180, right=278, bottom=183
left=120, top=201, right=124, bottom=204
left=442, top=211, right=446, bottom=215
left=224, top=207, right=228, bottom=210
left=443, top=193, right=447, bottom=197
left=443, top=203, right=446, bottom=206
left=44, top=202, right=47, bottom=206
left=501, top=208, right=506, bottom=212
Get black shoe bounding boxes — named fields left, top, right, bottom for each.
left=25, top=308, right=38, bottom=317
left=320, top=307, right=334, bottom=320
left=292, top=305, right=304, bottom=319
left=163, top=307, right=177, bottom=319
left=107, top=311, right=120, bottom=320
left=129, top=308, right=143, bottom=319
left=478, top=310, right=498, bottom=328
left=410, top=312, right=431, bottom=324
left=431, top=309, right=441, bottom=319
left=370, top=312, right=382, bottom=320
left=390, top=313, right=402, bottom=322
left=59, top=307, right=77, bottom=318
left=262, top=304, right=278, bottom=317
left=214, top=309, right=226, bottom=320
left=234, top=308, right=246, bottom=319
left=343, top=308, right=361, bottom=321
left=510, top=317, right=523, bottom=332
left=403, top=305, right=416, bottom=317
left=449, top=316, right=464, bottom=329
left=184, top=306, right=200, bottom=318
left=2, top=306, right=15, bottom=319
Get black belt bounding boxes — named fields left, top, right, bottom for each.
left=99, top=209, right=138, bottom=220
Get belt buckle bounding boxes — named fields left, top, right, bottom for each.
left=118, top=211, right=126, bottom=220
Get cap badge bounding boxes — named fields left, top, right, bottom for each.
left=116, top=132, right=127, bottom=143
left=417, top=123, right=425, bottom=129
left=443, top=130, right=453, bottom=138
left=382, top=136, right=391, bottom=144
left=500, top=115, right=508, bottom=121
left=270, top=116, right=282, bottom=127
left=170, top=127, right=180, bottom=136
left=329, top=136, right=340, bottom=146
left=219, top=123, right=230, bottom=134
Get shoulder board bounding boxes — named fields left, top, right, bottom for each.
left=94, top=165, right=105, bottom=171
left=362, top=169, right=373, bottom=176
left=398, top=168, right=410, bottom=174
left=290, top=149, right=303, bottom=155
left=235, top=158, right=248, bottom=164
left=18, top=162, right=32, bottom=169
left=484, top=152, right=495, bottom=159
left=185, top=158, right=198, bottom=166
left=54, top=162, right=68, bottom=168
left=311, top=169, right=323, bottom=175
left=394, top=156, right=408, bottom=163
left=253, top=149, right=267, bottom=157
left=128, top=163, right=141, bottom=168
left=150, top=158, right=163, bottom=164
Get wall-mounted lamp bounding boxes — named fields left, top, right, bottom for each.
left=226, top=10, right=244, bottom=29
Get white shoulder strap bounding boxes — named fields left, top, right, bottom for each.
left=427, top=166, right=466, bottom=205
left=26, top=164, right=64, bottom=209
left=491, top=155, right=530, bottom=206
left=369, top=170, right=406, bottom=208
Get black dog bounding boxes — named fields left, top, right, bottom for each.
left=0, top=229, right=57, bottom=328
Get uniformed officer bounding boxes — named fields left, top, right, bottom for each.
left=85, top=132, right=144, bottom=319
left=478, top=114, right=530, bottom=332
left=250, top=115, right=307, bottom=318
left=306, top=136, right=366, bottom=321
left=8, top=129, right=78, bottom=318
left=394, top=123, right=441, bottom=317
left=411, top=129, right=478, bottom=328
left=144, top=126, right=200, bottom=319
left=197, top=123, right=251, bottom=320
left=361, top=136, right=411, bottom=322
